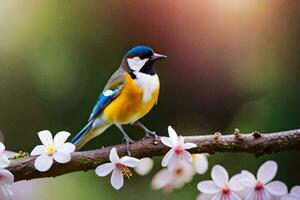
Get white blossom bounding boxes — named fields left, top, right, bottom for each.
left=134, top=157, right=154, bottom=176
left=196, top=193, right=214, bottom=200
left=95, top=148, right=140, bottom=190
left=0, top=143, right=10, bottom=168
left=281, top=186, right=300, bottom=200
left=30, top=130, right=75, bottom=172
left=0, top=142, right=14, bottom=198
left=239, top=160, right=288, bottom=200
left=192, top=154, right=208, bottom=174
left=197, top=165, right=244, bottom=200
left=161, top=126, right=197, bottom=170
left=0, top=169, right=14, bottom=198
left=152, top=160, right=195, bottom=193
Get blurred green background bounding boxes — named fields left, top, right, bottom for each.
left=1, top=0, right=299, bottom=199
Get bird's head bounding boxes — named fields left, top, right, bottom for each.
left=121, top=45, right=167, bottom=75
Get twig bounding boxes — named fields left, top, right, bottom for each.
left=8, top=129, right=300, bottom=182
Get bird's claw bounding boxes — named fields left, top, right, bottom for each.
left=122, top=136, right=134, bottom=156
left=122, top=136, right=134, bottom=143
left=145, top=131, right=159, bottom=141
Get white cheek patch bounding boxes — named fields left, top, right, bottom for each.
left=127, top=56, right=149, bottom=71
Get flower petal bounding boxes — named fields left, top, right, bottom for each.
left=151, top=168, right=172, bottom=190
left=53, top=152, right=71, bottom=163
left=0, top=169, right=14, bottom=198
left=134, top=157, right=153, bottom=176
left=291, top=186, right=300, bottom=197
left=109, top=148, right=120, bottom=163
left=192, top=154, right=208, bottom=174
left=177, top=136, right=185, bottom=146
left=161, top=149, right=175, bottom=167
left=211, top=193, right=222, bottom=200
left=211, top=165, right=229, bottom=187
left=229, top=174, right=244, bottom=191
left=281, top=194, right=299, bottom=200
left=58, top=143, right=75, bottom=154
left=38, top=130, right=53, bottom=145
left=197, top=180, right=220, bottom=194
left=235, top=187, right=250, bottom=199
left=262, top=190, right=271, bottom=200
left=95, top=163, right=114, bottom=177
left=161, top=137, right=173, bottom=148
left=244, top=190, right=255, bottom=200
left=120, top=156, right=140, bottom=167
left=245, top=189, right=270, bottom=200
left=0, top=142, right=5, bottom=152
left=0, top=169, right=14, bottom=184
left=196, top=193, right=213, bottom=200
left=181, top=150, right=193, bottom=163
left=230, top=192, right=242, bottom=200
left=0, top=154, right=10, bottom=168
left=4, top=150, right=18, bottom=159
left=240, top=170, right=256, bottom=188
left=30, top=145, right=45, bottom=156
left=257, top=160, right=278, bottom=184
left=34, top=155, right=53, bottom=172
left=54, top=131, right=71, bottom=147
left=265, top=181, right=288, bottom=196
left=182, top=142, right=197, bottom=149
left=111, top=168, right=124, bottom=190
left=167, top=154, right=179, bottom=171
left=168, top=126, right=178, bottom=146
left=171, top=160, right=195, bottom=188
left=1, top=185, right=13, bottom=198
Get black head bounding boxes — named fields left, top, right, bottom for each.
left=121, top=45, right=167, bottom=76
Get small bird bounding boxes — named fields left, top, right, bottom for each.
left=71, top=45, right=167, bottom=154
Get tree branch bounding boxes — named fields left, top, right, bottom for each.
left=8, top=129, right=300, bottom=182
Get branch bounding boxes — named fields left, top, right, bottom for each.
left=8, top=129, right=300, bottom=182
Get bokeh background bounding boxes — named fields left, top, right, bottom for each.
left=0, top=0, right=300, bottom=199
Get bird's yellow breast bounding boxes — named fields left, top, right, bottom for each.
left=103, top=72, right=159, bottom=124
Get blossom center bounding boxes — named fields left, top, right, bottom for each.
left=115, top=162, right=132, bottom=179
left=115, top=162, right=123, bottom=168
left=222, top=186, right=230, bottom=194
left=46, top=144, right=57, bottom=155
left=175, top=146, right=183, bottom=154
left=255, top=181, right=264, bottom=190
left=175, top=168, right=183, bottom=175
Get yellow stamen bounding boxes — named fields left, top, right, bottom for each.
left=120, top=166, right=133, bottom=179
left=192, top=154, right=197, bottom=163
left=46, top=144, right=57, bottom=155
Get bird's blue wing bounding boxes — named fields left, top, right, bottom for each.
left=71, top=73, right=124, bottom=146
left=88, top=87, right=121, bottom=122
left=88, top=72, right=125, bottom=121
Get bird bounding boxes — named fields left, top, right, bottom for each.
left=71, top=45, right=167, bottom=155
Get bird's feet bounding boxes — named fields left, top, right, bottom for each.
left=116, top=124, right=135, bottom=156
left=145, top=130, right=159, bottom=140
left=133, top=121, right=159, bottom=141
left=122, top=135, right=134, bottom=156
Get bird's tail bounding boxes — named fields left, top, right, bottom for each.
left=71, top=117, right=111, bottom=150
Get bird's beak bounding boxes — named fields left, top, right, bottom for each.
left=151, top=53, right=167, bottom=60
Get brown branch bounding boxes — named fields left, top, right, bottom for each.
left=8, top=129, right=300, bottom=182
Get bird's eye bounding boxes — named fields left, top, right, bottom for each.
left=127, top=56, right=149, bottom=71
